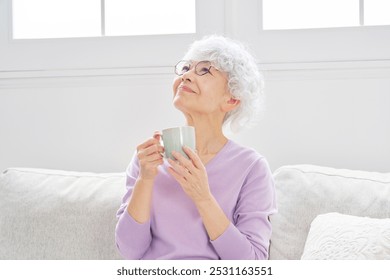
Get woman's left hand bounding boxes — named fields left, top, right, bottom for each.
left=167, top=146, right=212, bottom=204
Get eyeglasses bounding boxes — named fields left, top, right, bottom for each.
left=174, top=60, right=217, bottom=76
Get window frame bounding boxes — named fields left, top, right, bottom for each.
left=1, top=0, right=390, bottom=77
left=0, top=0, right=225, bottom=73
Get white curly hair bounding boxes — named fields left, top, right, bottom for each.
left=182, top=35, right=265, bottom=133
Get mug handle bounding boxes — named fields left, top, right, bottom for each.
left=154, top=132, right=165, bottom=158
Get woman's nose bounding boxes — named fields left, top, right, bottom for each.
left=181, top=72, right=192, bottom=82
left=181, top=74, right=192, bottom=82
left=181, top=68, right=195, bottom=82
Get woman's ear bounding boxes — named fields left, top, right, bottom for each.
left=223, top=97, right=240, bottom=112
left=227, top=97, right=239, bottom=105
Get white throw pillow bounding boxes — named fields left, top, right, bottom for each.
left=301, top=212, right=390, bottom=260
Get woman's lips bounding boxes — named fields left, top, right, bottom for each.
left=179, top=85, right=196, bottom=93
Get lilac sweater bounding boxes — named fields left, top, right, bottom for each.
left=115, top=140, right=277, bottom=260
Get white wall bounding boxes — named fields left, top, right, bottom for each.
left=0, top=73, right=182, bottom=172
left=1, top=64, right=389, bottom=173
left=235, top=64, right=390, bottom=172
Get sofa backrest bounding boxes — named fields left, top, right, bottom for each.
left=2, top=165, right=389, bottom=260
left=269, top=165, right=390, bottom=259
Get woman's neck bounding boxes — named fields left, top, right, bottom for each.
left=186, top=118, right=227, bottom=156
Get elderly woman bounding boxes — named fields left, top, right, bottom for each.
left=115, top=35, right=277, bottom=260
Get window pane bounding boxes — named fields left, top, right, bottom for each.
left=12, top=0, right=101, bottom=39
left=105, top=0, right=196, bottom=36
left=263, top=0, right=359, bottom=30
left=365, top=0, right=390, bottom=26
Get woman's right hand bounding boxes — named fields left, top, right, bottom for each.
left=127, top=132, right=164, bottom=223
left=136, top=132, right=164, bottom=181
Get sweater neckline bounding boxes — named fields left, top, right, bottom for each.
left=204, top=139, right=233, bottom=170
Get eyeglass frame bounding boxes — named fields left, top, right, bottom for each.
left=174, top=60, right=221, bottom=77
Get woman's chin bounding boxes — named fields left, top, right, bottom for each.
left=173, top=98, right=184, bottom=110
left=173, top=95, right=185, bottom=108
left=173, top=98, right=193, bottom=115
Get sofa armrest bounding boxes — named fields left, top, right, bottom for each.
left=0, top=168, right=126, bottom=260
left=269, top=164, right=390, bottom=260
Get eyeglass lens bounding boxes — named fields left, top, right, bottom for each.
left=175, top=61, right=212, bottom=76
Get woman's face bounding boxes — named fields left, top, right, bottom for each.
left=172, top=60, right=232, bottom=118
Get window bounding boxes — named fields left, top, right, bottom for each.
left=1, top=0, right=224, bottom=73
left=1, top=0, right=388, bottom=74
left=12, top=0, right=101, bottom=39
left=225, top=0, right=390, bottom=64
left=12, top=0, right=196, bottom=39
left=365, top=0, right=390, bottom=26
left=263, top=0, right=390, bottom=30
left=105, top=0, right=195, bottom=36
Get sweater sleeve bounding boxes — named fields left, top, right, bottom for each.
left=210, top=157, right=277, bottom=260
left=115, top=153, right=152, bottom=259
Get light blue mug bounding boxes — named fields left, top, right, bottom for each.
left=161, top=126, right=196, bottom=160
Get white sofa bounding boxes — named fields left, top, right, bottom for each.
left=1, top=165, right=389, bottom=260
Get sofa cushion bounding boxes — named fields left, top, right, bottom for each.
left=0, top=168, right=126, bottom=259
left=301, top=212, right=390, bottom=260
left=269, top=165, right=390, bottom=260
